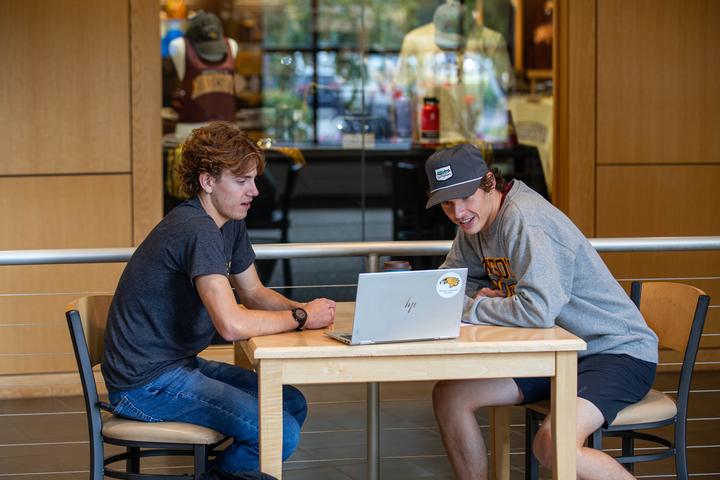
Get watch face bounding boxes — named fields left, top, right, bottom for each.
left=292, top=308, right=307, bottom=331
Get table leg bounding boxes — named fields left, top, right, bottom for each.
left=258, top=360, right=284, bottom=479
left=552, top=351, right=577, bottom=480
left=367, top=382, right=380, bottom=480
left=234, top=341, right=254, bottom=371
left=490, top=405, right=511, bottom=480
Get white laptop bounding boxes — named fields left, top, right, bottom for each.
left=326, top=268, right=468, bottom=345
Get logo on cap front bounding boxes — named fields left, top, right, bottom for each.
left=435, top=166, right=453, bottom=181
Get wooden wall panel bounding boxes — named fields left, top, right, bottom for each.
left=0, top=264, right=125, bottom=302
left=597, top=164, right=720, bottom=349
left=0, top=1, right=131, bottom=175
left=553, top=0, right=596, bottom=234
left=597, top=0, right=720, bottom=165
left=0, top=0, right=161, bottom=390
left=602, top=253, right=720, bottom=349
left=0, top=174, right=131, bottom=377
left=0, top=264, right=125, bottom=375
left=0, top=175, right=133, bottom=249
left=130, top=0, right=163, bottom=243
left=596, top=165, right=720, bottom=237
left=0, top=355, right=77, bottom=376
left=0, top=346, right=234, bottom=399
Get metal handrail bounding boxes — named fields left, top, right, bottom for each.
left=1, top=236, right=719, bottom=266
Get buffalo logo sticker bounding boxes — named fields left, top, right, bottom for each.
left=437, top=272, right=463, bottom=298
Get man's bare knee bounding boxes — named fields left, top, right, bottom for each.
left=532, top=426, right=553, bottom=467
left=433, top=378, right=521, bottom=420
left=432, top=380, right=447, bottom=403
left=432, top=379, right=449, bottom=398
left=432, top=380, right=461, bottom=412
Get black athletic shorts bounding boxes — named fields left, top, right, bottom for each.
left=514, top=353, right=657, bottom=426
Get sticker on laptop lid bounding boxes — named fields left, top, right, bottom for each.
left=436, top=272, right=463, bottom=298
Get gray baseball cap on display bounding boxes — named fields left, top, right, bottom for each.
left=433, top=0, right=469, bottom=50
left=185, top=11, right=227, bottom=62
left=425, top=144, right=489, bottom=208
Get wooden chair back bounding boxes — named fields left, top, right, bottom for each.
left=633, top=282, right=707, bottom=353
left=67, top=295, right=113, bottom=366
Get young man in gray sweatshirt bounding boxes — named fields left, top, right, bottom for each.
left=425, top=144, right=658, bottom=480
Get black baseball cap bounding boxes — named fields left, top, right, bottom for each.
left=425, top=144, right=489, bottom=208
left=185, top=11, right=227, bottom=62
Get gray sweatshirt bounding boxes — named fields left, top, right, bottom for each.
left=441, top=181, right=658, bottom=363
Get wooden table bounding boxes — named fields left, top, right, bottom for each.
left=235, top=302, right=585, bottom=479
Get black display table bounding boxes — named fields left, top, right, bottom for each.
left=262, top=143, right=548, bottom=242
left=164, top=141, right=548, bottom=245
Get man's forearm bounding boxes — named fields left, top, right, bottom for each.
left=241, top=285, right=300, bottom=311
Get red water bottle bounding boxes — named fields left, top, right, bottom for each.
left=420, top=97, right=440, bottom=145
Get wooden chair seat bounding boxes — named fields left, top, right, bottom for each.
left=103, top=415, right=225, bottom=444
left=526, top=388, right=677, bottom=429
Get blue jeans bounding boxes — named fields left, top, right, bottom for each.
left=108, top=357, right=307, bottom=473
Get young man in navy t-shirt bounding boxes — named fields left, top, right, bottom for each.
left=103, top=121, right=335, bottom=475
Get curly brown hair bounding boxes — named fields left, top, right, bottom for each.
left=479, top=168, right=507, bottom=192
left=178, top=121, right=265, bottom=196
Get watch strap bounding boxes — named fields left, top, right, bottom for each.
left=291, top=307, right=307, bottom=331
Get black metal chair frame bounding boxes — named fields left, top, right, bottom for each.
left=525, top=281, right=710, bottom=480
left=66, top=306, right=227, bottom=479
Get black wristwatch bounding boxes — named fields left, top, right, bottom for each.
left=291, top=307, right=307, bottom=331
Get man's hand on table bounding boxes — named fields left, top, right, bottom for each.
left=304, top=298, right=336, bottom=329
left=475, top=288, right=507, bottom=299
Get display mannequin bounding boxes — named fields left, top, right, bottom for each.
left=169, top=11, right=239, bottom=139
left=396, top=0, right=514, bottom=144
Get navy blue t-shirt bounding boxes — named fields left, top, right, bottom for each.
left=102, top=197, right=255, bottom=391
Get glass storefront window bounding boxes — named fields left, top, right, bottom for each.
left=262, top=0, right=312, bottom=49
left=160, top=0, right=554, bottom=294
left=262, top=51, right=314, bottom=143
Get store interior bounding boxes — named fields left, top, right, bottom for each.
left=159, top=0, right=555, bottom=292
